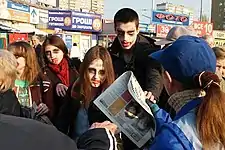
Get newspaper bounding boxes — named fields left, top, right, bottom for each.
left=94, top=71, right=156, bottom=148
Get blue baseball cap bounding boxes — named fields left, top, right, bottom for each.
left=151, top=36, right=216, bottom=84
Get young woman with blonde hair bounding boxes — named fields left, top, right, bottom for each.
left=0, top=49, right=21, bottom=116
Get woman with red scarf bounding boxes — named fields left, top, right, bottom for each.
left=42, top=35, right=79, bottom=125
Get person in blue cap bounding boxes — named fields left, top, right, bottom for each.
left=147, top=35, right=225, bottom=149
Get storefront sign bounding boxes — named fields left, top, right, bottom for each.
left=9, top=33, right=28, bottom=43
left=39, top=9, right=48, bottom=24
left=213, top=30, right=225, bottom=40
left=65, top=34, right=73, bottom=50
left=139, top=23, right=156, bottom=33
left=156, top=24, right=173, bottom=38
left=71, top=11, right=102, bottom=32
left=152, top=11, right=189, bottom=26
left=7, top=1, right=30, bottom=23
left=48, top=10, right=72, bottom=30
left=48, top=10, right=102, bottom=32
left=190, top=21, right=213, bottom=37
left=214, top=39, right=225, bottom=47
left=30, top=7, right=39, bottom=24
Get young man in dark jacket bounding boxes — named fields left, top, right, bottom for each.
left=110, top=8, right=163, bottom=150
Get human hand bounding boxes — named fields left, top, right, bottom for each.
left=90, top=121, right=118, bottom=135
left=56, top=83, right=68, bottom=97
left=144, top=91, right=156, bottom=104
left=36, top=103, right=49, bottom=116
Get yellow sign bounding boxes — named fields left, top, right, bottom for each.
left=72, top=34, right=81, bottom=49
left=213, top=30, right=225, bottom=40
left=8, top=9, right=30, bottom=23
left=214, top=39, right=225, bottom=48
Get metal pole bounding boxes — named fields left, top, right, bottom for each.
left=200, top=0, right=203, bottom=21
left=152, top=0, right=154, bottom=10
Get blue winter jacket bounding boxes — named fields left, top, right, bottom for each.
left=149, top=98, right=202, bottom=150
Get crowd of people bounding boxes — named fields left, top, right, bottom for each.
left=0, top=7, right=225, bottom=150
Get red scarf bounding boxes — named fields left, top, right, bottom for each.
left=48, top=58, right=69, bottom=86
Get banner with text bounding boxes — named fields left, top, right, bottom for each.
left=152, top=11, right=189, bottom=26
left=71, top=11, right=102, bottom=32
left=48, top=10, right=72, bottom=30
left=156, top=24, right=173, bottom=38
left=190, top=21, right=213, bottom=37
left=7, top=1, right=30, bottom=23
left=214, top=39, right=225, bottom=47
left=213, top=30, right=225, bottom=40
left=48, top=10, right=102, bottom=32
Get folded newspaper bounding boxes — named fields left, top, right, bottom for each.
left=94, top=71, right=156, bottom=148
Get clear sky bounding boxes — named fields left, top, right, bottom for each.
left=104, top=0, right=211, bottom=23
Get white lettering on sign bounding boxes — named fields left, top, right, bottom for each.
left=72, top=17, right=92, bottom=25
left=72, top=25, right=92, bottom=30
left=49, top=17, right=64, bottom=22
left=204, top=24, right=213, bottom=34
left=11, top=3, right=29, bottom=12
left=49, top=22, right=64, bottom=26
left=194, top=23, right=203, bottom=30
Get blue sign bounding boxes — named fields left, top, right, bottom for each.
left=7, top=1, right=30, bottom=12
left=48, top=10, right=102, bottom=32
left=65, top=35, right=72, bottom=50
left=48, top=10, right=72, bottom=30
left=71, top=11, right=102, bottom=32
left=152, top=11, right=189, bottom=26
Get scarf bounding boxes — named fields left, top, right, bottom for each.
left=168, top=89, right=206, bottom=113
left=48, top=58, right=69, bottom=86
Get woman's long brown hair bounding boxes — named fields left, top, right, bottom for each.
left=41, top=35, right=69, bottom=66
left=194, top=72, right=225, bottom=149
left=79, top=46, right=115, bottom=108
left=8, top=41, right=40, bottom=84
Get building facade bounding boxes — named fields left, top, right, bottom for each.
left=211, top=0, right=225, bottom=30
left=66, top=0, right=104, bottom=15
left=91, top=0, right=104, bottom=15
left=69, top=0, right=91, bottom=11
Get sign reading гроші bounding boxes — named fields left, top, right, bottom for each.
left=48, top=10, right=102, bottom=33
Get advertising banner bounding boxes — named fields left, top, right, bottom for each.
left=152, top=11, right=189, bottom=26
left=7, top=1, right=30, bottom=23
left=39, top=9, right=48, bottom=24
left=156, top=24, right=173, bottom=38
left=213, top=30, right=225, bottom=40
left=30, top=7, right=39, bottom=24
left=190, top=21, right=213, bottom=37
left=48, top=10, right=102, bottom=32
left=65, top=34, right=73, bottom=50
left=48, top=10, right=72, bottom=30
left=71, top=11, right=102, bottom=32
left=214, top=39, right=225, bottom=47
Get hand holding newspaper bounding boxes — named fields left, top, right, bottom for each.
left=94, top=71, right=156, bottom=148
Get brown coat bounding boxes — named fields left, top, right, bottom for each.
left=14, top=74, right=54, bottom=119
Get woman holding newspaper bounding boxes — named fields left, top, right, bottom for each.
left=55, top=46, right=115, bottom=139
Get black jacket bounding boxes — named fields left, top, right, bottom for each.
left=0, top=89, right=21, bottom=117
left=0, top=114, right=117, bottom=150
left=110, top=34, right=164, bottom=150
left=110, top=34, right=163, bottom=100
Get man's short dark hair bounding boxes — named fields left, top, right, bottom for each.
left=114, top=8, right=139, bottom=29
left=73, top=43, right=77, bottom=46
